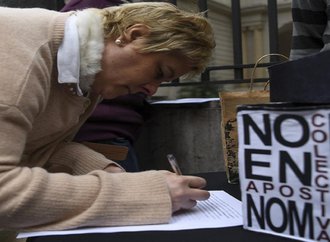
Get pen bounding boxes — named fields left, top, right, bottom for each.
left=166, top=154, right=182, bottom=175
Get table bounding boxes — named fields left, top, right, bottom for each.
left=27, top=171, right=300, bottom=242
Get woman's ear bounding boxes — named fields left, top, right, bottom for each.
left=122, top=24, right=150, bottom=43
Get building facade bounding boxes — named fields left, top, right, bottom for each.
left=155, top=0, right=293, bottom=98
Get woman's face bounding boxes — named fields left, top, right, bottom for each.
left=92, top=25, right=192, bottom=99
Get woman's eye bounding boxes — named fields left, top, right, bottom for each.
left=156, top=68, right=164, bottom=79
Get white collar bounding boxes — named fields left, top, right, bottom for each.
left=57, top=10, right=105, bottom=96
left=57, top=15, right=83, bottom=96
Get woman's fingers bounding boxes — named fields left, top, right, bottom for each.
left=187, top=175, right=207, bottom=189
left=162, top=171, right=210, bottom=213
left=188, top=189, right=210, bottom=201
left=180, top=199, right=197, bottom=210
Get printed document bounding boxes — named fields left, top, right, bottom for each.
left=18, top=191, right=242, bottom=238
left=151, top=98, right=219, bottom=104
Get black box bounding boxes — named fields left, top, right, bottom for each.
left=269, top=50, right=330, bottom=103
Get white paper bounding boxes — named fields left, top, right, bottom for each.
left=151, top=98, right=219, bottom=105
left=18, top=191, right=242, bottom=239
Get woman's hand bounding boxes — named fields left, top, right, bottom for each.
left=162, top=171, right=210, bottom=213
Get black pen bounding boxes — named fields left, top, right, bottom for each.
left=166, top=154, right=182, bottom=175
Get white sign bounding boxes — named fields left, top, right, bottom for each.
left=237, top=105, right=330, bottom=242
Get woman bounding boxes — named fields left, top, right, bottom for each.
left=0, top=2, right=215, bottom=231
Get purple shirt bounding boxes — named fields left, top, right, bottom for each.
left=61, top=0, right=123, bottom=11
left=74, top=94, right=150, bottom=143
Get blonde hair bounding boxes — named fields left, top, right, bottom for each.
left=98, top=2, right=215, bottom=77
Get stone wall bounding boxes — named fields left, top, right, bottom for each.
left=135, top=100, right=225, bottom=174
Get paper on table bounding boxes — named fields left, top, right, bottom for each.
left=17, top=191, right=242, bottom=239
left=151, top=98, right=219, bottom=105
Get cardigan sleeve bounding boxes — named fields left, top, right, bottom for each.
left=46, top=141, right=123, bottom=175
left=0, top=107, right=172, bottom=231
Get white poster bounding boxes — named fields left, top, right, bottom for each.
left=237, top=105, right=330, bottom=242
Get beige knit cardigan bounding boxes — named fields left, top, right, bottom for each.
left=0, top=7, right=171, bottom=231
